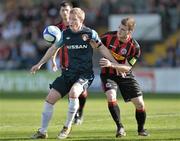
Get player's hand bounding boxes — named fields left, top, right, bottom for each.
left=115, top=69, right=126, bottom=78
left=30, top=64, right=41, bottom=74
left=89, top=40, right=99, bottom=48
left=100, top=58, right=127, bottom=77
left=52, top=62, right=58, bottom=72
left=99, top=58, right=111, bottom=67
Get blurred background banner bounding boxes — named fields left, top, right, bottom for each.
left=0, top=71, right=58, bottom=92
left=0, top=0, right=180, bottom=93
left=1, top=69, right=180, bottom=93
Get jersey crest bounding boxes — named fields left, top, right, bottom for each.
left=82, top=34, right=89, bottom=41
left=120, top=48, right=127, bottom=55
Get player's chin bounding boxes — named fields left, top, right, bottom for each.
left=70, top=25, right=75, bottom=30
left=118, top=34, right=124, bottom=38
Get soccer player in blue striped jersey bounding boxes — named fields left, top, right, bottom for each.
left=30, top=7, right=119, bottom=139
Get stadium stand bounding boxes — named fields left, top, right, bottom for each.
left=0, top=0, right=179, bottom=70
left=144, top=30, right=180, bottom=67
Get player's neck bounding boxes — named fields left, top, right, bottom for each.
left=62, top=19, right=69, bottom=26
left=70, top=24, right=83, bottom=32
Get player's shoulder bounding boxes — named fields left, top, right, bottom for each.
left=55, top=21, right=68, bottom=30
left=101, top=31, right=117, bottom=37
left=82, top=26, right=95, bottom=33
left=55, top=22, right=63, bottom=28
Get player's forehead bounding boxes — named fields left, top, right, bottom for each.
left=60, top=5, right=71, bottom=11
left=119, top=24, right=128, bottom=30
left=69, top=13, right=79, bottom=20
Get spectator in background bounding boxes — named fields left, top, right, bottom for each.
left=176, top=37, right=180, bottom=66
left=0, top=0, right=180, bottom=69
left=0, top=41, right=11, bottom=69
left=2, top=16, right=22, bottom=40
left=20, top=39, right=38, bottom=69
left=165, top=47, right=176, bottom=67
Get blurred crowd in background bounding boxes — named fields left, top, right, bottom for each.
left=0, top=0, right=180, bottom=70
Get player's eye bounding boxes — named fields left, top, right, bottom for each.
left=121, top=28, right=126, bottom=31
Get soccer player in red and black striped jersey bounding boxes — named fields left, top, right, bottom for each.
left=99, top=17, right=149, bottom=137
left=52, top=1, right=88, bottom=125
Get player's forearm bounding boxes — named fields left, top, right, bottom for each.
left=111, top=63, right=131, bottom=72
left=99, top=45, right=118, bottom=63
left=38, top=46, right=57, bottom=66
left=51, top=48, right=60, bottom=63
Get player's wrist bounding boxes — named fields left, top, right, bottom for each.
left=37, top=63, right=43, bottom=69
left=110, top=62, right=114, bottom=68
left=111, top=63, right=122, bottom=70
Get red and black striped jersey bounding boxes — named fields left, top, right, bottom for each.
left=101, top=31, right=141, bottom=75
left=55, top=21, right=69, bottom=69
left=55, top=22, right=68, bottom=31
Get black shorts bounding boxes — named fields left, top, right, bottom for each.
left=50, top=73, right=94, bottom=98
left=100, top=73, right=142, bottom=102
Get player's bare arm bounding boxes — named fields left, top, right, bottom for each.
left=51, top=48, right=60, bottom=72
left=90, top=40, right=127, bottom=76
left=90, top=40, right=118, bottom=64
left=99, top=44, right=118, bottom=63
left=30, top=44, right=58, bottom=74
left=99, top=58, right=132, bottom=72
left=52, top=48, right=60, bottom=64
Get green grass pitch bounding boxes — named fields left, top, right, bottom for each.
left=0, top=92, right=180, bottom=141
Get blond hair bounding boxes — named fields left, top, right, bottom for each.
left=70, top=8, right=85, bottom=22
left=121, top=17, right=136, bottom=31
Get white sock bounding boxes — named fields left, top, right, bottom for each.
left=39, top=101, right=54, bottom=134
left=65, top=98, right=79, bottom=128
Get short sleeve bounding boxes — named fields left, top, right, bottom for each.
left=55, top=31, right=64, bottom=48
left=127, top=39, right=141, bottom=66
left=100, top=33, right=108, bottom=46
left=91, top=30, right=101, bottom=43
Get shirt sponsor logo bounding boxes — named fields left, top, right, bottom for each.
left=66, top=37, right=71, bottom=40
left=111, top=51, right=125, bottom=60
left=67, top=44, right=88, bottom=49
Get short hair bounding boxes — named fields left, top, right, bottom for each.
left=121, top=17, right=136, bottom=31
left=60, top=1, right=73, bottom=8
left=70, top=8, right=85, bottom=22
